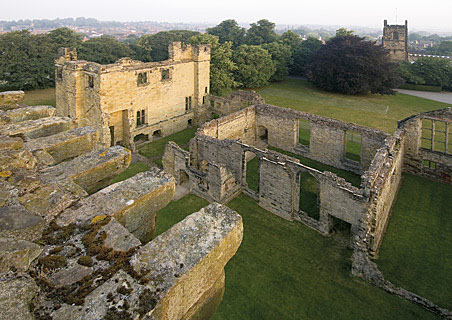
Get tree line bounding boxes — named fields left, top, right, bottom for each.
left=0, top=19, right=450, bottom=94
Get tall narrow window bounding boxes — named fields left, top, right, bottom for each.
left=299, top=119, right=311, bottom=147
left=345, top=131, right=361, bottom=162
left=189, top=96, right=192, bottom=110
left=161, top=69, right=170, bottom=81
left=185, top=97, right=189, bottom=111
left=434, top=121, right=446, bottom=153
left=141, top=109, right=146, bottom=125
left=421, top=119, right=433, bottom=150
left=88, top=75, right=94, bottom=88
left=137, top=111, right=141, bottom=126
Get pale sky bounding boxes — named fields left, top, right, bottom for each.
left=1, top=0, right=451, bottom=31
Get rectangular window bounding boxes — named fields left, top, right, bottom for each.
left=189, top=96, right=192, bottom=110
left=205, top=87, right=208, bottom=94
left=202, top=96, right=206, bottom=105
left=345, top=131, right=361, bottom=162
left=423, top=160, right=436, bottom=169
left=88, top=75, right=94, bottom=88
left=421, top=119, right=433, bottom=150
left=137, top=72, right=148, bottom=85
left=185, top=97, right=189, bottom=111
left=141, top=109, right=145, bottom=125
left=433, top=120, right=446, bottom=153
left=137, top=110, right=141, bottom=126
left=161, top=69, right=170, bottom=81
left=299, top=119, right=310, bottom=147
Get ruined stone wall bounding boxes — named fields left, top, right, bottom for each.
left=399, top=108, right=452, bottom=184
left=206, top=90, right=264, bottom=117
left=56, top=43, right=210, bottom=150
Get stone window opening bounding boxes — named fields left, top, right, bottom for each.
left=136, top=109, right=146, bottom=126
left=421, top=119, right=451, bottom=154
left=137, top=72, right=148, bottom=85
left=88, top=75, right=94, bottom=88
left=188, top=119, right=193, bottom=127
left=153, top=130, right=162, bottom=138
left=205, top=87, right=208, bottom=94
left=298, top=171, right=320, bottom=220
left=257, top=126, right=268, bottom=143
left=161, top=69, right=170, bottom=81
left=185, top=96, right=192, bottom=111
left=243, top=151, right=259, bottom=193
left=298, top=119, right=311, bottom=147
left=423, top=160, right=436, bottom=170
left=345, top=131, right=361, bottom=163
left=393, top=31, right=399, bottom=40
left=134, top=133, right=149, bottom=142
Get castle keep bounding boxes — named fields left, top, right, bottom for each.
left=55, top=42, right=211, bottom=151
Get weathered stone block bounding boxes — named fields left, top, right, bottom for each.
left=0, top=238, right=42, bottom=272
left=40, top=146, right=131, bottom=194
left=131, top=203, right=243, bottom=319
left=0, top=117, right=73, bottom=140
left=0, top=136, right=23, bottom=150
left=0, top=204, right=46, bottom=241
left=0, top=149, right=37, bottom=173
left=24, top=126, right=98, bottom=164
left=57, top=168, right=175, bottom=242
left=99, top=217, right=141, bottom=251
left=0, top=91, right=24, bottom=109
left=2, top=105, right=55, bottom=123
left=0, top=278, right=37, bottom=320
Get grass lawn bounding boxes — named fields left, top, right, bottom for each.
left=253, top=79, right=451, bottom=133
left=152, top=193, right=435, bottom=319
left=377, top=173, right=452, bottom=310
left=111, top=162, right=149, bottom=184
left=154, top=194, right=209, bottom=238
left=138, top=126, right=198, bottom=167
left=23, top=88, right=56, bottom=107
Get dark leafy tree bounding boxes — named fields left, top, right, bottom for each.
left=245, top=19, right=278, bottom=45
left=47, top=27, right=83, bottom=50
left=335, top=28, right=354, bottom=37
left=308, top=35, right=403, bottom=95
left=207, top=19, right=246, bottom=48
left=261, top=42, right=292, bottom=81
left=279, top=30, right=302, bottom=53
left=78, top=36, right=134, bottom=64
left=137, top=30, right=200, bottom=62
left=290, top=37, right=323, bottom=75
left=189, top=33, right=238, bottom=95
left=0, top=30, right=54, bottom=90
left=399, top=57, right=452, bottom=91
left=233, top=45, right=275, bottom=88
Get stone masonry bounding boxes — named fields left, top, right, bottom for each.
left=55, top=42, right=211, bottom=151
left=0, top=90, right=243, bottom=320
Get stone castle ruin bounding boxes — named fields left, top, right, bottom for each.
left=0, top=90, right=243, bottom=319
left=55, top=42, right=211, bottom=151
left=163, top=92, right=452, bottom=316
left=1, top=38, right=452, bottom=318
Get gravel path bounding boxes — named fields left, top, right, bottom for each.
left=396, top=89, right=452, bottom=105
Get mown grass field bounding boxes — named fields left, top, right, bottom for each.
left=253, top=79, right=451, bottom=133
left=154, top=193, right=435, bottom=320
left=23, top=88, right=56, bottom=106
left=111, top=162, right=150, bottom=184
left=377, top=173, right=452, bottom=310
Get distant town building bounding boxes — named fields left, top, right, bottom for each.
left=382, top=20, right=409, bottom=62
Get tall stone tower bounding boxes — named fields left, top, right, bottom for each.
left=382, top=20, right=408, bottom=62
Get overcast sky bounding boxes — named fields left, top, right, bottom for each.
left=1, top=0, right=451, bottom=31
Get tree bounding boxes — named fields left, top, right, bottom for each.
left=335, top=28, right=354, bottom=37
left=261, top=42, right=292, bottom=81
left=0, top=30, right=54, bottom=90
left=245, top=19, right=278, bottom=45
left=47, top=27, right=83, bottom=49
left=233, top=45, right=275, bottom=88
left=207, top=19, right=246, bottom=48
left=279, top=30, right=302, bottom=53
left=78, top=36, right=134, bottom=64
left=308, top=35, right=403, bottom=95
left=137, top=30, right=200, bottom=62
left=290, top=37, right=323, bottom=76
left=399, top=57, right=452, bottom=91
left=188, top=33, right=238, bottom=95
